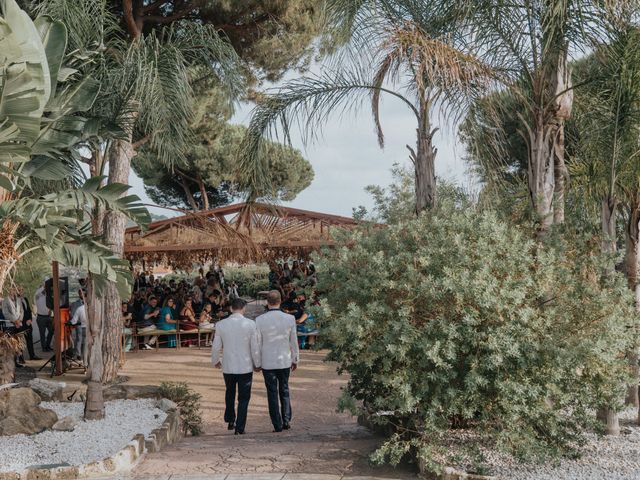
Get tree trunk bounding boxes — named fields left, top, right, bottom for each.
left=101, top=138, right=136, bottom=383
left=526, top=111, right=556, bottom=241
left=602, top=196, right=618, bottom=256
left=85, top=275, right=105, bottom=419
left=601, top=194, right=620, bottom=434
left=178, top=173, right=199, bottom=211
left=624, top=202, right=640, bottom=411
left=197, top=174, right=209, bottom=210
left=553, top=126, right=568, bottom=225
left=409, top=94, right=437, bottom=214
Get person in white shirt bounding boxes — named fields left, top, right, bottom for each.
left=34, top=281, right=53, bottom=352
left=255, top=290, right=300, bottom=432
left=211, top=298, right=261, bottom=435
left=70, top=289, right=87, bottom=365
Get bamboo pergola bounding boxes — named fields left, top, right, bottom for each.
left=124, top=202, right=361, bottom=268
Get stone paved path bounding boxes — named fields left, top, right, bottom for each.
left=116, top=306, right=417, bottom=479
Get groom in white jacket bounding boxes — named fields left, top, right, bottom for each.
left=211, top=298, right=261, bottom=435
left=255, top=290, right=300, bottom=432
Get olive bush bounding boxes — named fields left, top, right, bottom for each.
left=315, top=205, right=637, bottom=469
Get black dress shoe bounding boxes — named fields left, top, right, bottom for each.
left=15, top=363, right=24, bottom=369
left=235, top=430, right=245, bottom=435
left=30, top=356, right=42, bottom=361
left=283, top=423, right=290, bottom=430
left=273, top=427, right=283, bottom=433
left=227, top=422, right=235, bottom=431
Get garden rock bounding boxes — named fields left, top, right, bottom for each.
left=0, top=388, right=58, bottom=436
left=52, top=416, right=78, bottom=432
left=29, top=378, right=66, bottom=401
left=103, top=384, right=161, bottom=401
left=156, top=398, right=178, bottom=412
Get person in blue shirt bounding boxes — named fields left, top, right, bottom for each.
left=158, top=297, right=177, bottom=348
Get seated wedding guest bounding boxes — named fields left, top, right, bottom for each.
left=199, top=302, right=215, bottom=328
left=291, top=261, right=303, bottom=281
left=138, top=296, right=160, bottom=350
left=158, top=297, right=177, bottom=348
left=180, top=297, right=199, bottom=331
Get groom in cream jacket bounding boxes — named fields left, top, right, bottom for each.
left=211, top=298, right=261, bottom=435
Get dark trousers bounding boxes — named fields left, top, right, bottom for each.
left=223, top=372, right=253, bottom=433
left=262, top=368, right=292, bottom=431
left=36, top=314, right=53, bottom=350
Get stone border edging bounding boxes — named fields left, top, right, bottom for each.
left=0, top=406, right=183, bottom=480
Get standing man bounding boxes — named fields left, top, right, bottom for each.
left=255, top=290, right=300, bottom=433
left=18, top=286, right=40, bottom=361
left=211, top=298, right=261, bottom=435
left=70, top=289, right=87, bottom=365
left=34, top=280, right=53, bottom=353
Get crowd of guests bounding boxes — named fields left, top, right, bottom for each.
left=0, top=260, right=319, bottom=367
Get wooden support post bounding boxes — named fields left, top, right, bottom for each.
left=52, top=261, right=62, bottom=376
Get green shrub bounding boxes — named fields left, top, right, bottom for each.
left=159, top=381, right=203, bottom=436
left=315, top=204, right=636, bottom=470
left=224, top=264, right=270, bottom=297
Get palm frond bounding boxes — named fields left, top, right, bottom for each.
left=239, top=68, right=417, bottom=198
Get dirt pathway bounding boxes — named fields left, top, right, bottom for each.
left=120, top=345, right=416, bottom=478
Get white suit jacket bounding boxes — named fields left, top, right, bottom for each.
left=211, top=313, right=261, bottom=374
left=255, top=309, right=300, bottom=370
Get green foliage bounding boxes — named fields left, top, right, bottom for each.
left=224, top=265, right=270, bottom=298
left=0, top=0, right=149, bottom=296
left=315, top=201, right=637, bottom=468
left=133, top=85, right=314, bottom=210
left=158, top=381, right=203, bottom=437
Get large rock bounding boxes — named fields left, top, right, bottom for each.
left=29, top=378, right=66, bottom=401
left=0, top=388, right=58, bottom=436
left=156, top=398, right=178, bottom=412
left=52, top=416, right=78, bottom=432
left=103, top=384, right=161, bottom=401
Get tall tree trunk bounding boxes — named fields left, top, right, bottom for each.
left=85, top=275, right=105, bottom=419
left=85, top=150, right=107, bottom=420
left=624, top=201, right=640, bottom=412
left=525, top=111, right=556, bottom=241
left=549, top=48, right=572, bottom=227
left=600, top=194, right=621, bottom=435
left=409, top=94, right=437, bottom=214
left=101, top=138, right=136, bottom=383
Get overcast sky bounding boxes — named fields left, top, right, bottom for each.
left=129, top=64, right=474, bottom=219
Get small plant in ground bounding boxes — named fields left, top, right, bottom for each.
left=159, top=382, right=203, bottom=436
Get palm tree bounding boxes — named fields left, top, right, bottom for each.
left=565, top=22, right=640, bottom=433
left=240, top=0, right=494, bottom=214
left=452, top=0, right=635, bottom=240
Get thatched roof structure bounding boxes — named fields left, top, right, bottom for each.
left=124, top=202, right=360, bottom=268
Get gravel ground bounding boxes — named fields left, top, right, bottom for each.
left=0, top=399, right=166, bottom=472
left=441, top=407, right=640, bottom=479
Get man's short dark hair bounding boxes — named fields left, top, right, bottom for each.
left=230, top=298, right=247, bottom=311
left=266, top=290, right=281, bottom=306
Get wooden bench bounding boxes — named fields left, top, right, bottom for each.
left=131, top=323, right=182, bottom=350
